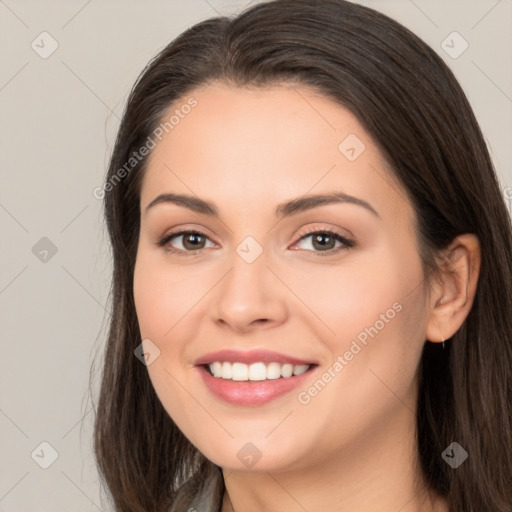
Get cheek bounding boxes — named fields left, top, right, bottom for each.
left=133, top=270, right=167, bottom=341
left=133, top=253, right=209, bottom=341
left=133, top=256, right=201, bottom=428
left=290, top=288, right=426, bottom=458
left=293, top=243, right=426, bottom=393
left=286, top=249, right=408, bottom=344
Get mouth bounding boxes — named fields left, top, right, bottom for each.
left=204, top=361, right=314, bottom=381
left=194, top=350, right=318, bottom=406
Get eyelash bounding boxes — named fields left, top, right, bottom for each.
left=156, top=227, right=355, bottom=257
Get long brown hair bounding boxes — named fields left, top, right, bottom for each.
left=91, top=1, right=512, bottom=510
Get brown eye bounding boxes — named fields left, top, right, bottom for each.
left=292, top=229, right=355, bottom=256
left=157, top=230, right=214, bottom=254
left=311, top=232, right=337, bottom=251
left=180, top=232, right=207, bottom=250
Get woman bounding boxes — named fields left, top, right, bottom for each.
left=92, top=1, right=512, bottom=511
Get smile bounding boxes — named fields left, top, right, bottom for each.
left=195, top=350, right=318, bottom=406
left=207, top=361, right=311, bottom=381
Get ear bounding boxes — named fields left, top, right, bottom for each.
left=425, top=234, right=481, bottom=343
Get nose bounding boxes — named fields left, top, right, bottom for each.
left=209, top=248, right=288, bottom=333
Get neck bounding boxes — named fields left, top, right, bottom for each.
left=220, top=405, right=449, bottom=512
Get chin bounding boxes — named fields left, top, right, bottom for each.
left=193, top=435, right=307, bottom=474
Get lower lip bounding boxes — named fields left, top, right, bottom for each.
left=197, top=365, right=316, bottom=406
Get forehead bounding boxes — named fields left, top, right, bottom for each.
left=139, top=82, right=412, bottom=225
left=145, top=82, right=366, bottom=172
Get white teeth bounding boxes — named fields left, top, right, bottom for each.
left=248, top=362, right=267, bottom=381
left=281, top=364, right=293, bottom=378
left=207, top=361, right=312, bottom=381
left=266, top=362, right=282, bottom=380
left=232, top=362, right=248, bottom=381
left=293, top=364, right=309, bottom=376
left=221, top=361, right=232, bottom=379
left=211, top=361, right=222, bottom=378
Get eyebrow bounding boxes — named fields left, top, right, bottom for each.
left=144, top=191, right=380, bottom=218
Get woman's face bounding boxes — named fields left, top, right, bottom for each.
left=133, top=82, right=430, bottom=472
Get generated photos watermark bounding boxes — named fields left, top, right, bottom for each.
left=93, top=96, right=198, bottom=200
left=297, top=301, right=403, bottom=405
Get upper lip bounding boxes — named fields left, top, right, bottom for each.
left=194, top=349, right=316, bottom=366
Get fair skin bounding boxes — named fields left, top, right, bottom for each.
left=133, top=82, right=480, bottom=511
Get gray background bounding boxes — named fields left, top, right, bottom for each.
left=1, top=0, right=511, bottom=510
